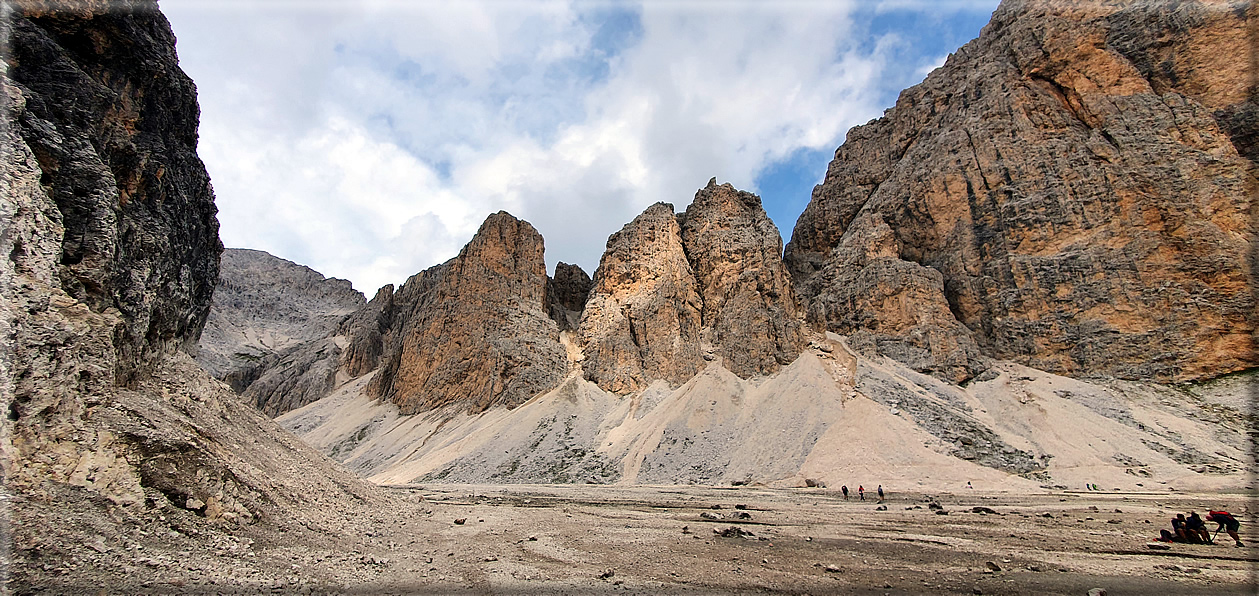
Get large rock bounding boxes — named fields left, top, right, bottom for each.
left=367, top=212, right=568, bottom=415
left=3, top=4, right=383, bottom=591
left=578, top=181, right=804, bottom=393
left=680, top=180, right=805, bottom=378
left=546, top=261, right=592, bottom=331
left=577, top=202, right=704, bottom=393
left=196, top=248, right=365, bottom=391
left=7, top=0, right=222, bottom=385
left=785, top=0, right=1256, bottom=383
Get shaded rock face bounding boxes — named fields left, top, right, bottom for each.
left=546, top=261, right=592, bottom=331
left=2, top=2, right=382, bottom=579
left=196, top=248, right=365, bottom=392
left=786, top=0, right=1256, bottom=383
left=367, top=212, right=568, bottom=415
left=8, top=0, right=222, bottom=385
left=579, top=181, right=804, bottom=393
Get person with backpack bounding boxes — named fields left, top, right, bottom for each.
left=1207, top=511, right=1244, bottom=547
left=858, top=485, right=865, bottom=501
left=841, top=485, right=849, bottom=500
left=877, top=485, right=884, bottom=501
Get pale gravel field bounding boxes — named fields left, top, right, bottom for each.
left=15, top=482, right=1257, bottom=594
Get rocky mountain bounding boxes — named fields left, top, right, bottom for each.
left=364, top=212, right=570, bottom=415
left=196, top=248, right=365, bottom=390
left=577, top=180, right=804, bottom=393
left=4, top=2, right=384, bottom=590
left=785, top=0, right=1256, bottom=384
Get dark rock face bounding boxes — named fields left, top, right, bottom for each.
left=786, top=0, right=1256, bottom=383
left=2, top=5, right=381, bottom=588
left=546, top=261, right=592, bottom=331
left=8, top=0, right=222, bottom=385
left=367, top=212, right=568, bottom=415
left=578, top=181, right=805, bottom=393
left=196, top=248, right=365, bottom=392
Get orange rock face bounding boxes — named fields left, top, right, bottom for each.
left=577, top=202, right=705, bottom=393
left=786, top=0, right=1256, bottom=382
left=680, top=181, right=805, bottom=379
left=579, top=181, right=805, bottom=393
left=368, top=212, right=567, bottom=415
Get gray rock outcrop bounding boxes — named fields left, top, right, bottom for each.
left=196, top=248, right=365, bottom=391
left=785, top=0, right=1256, bottom=383
left=3, top=5, right=382, bottom=592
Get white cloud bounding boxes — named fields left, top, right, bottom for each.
left=163, top=0, right=991, bottom=294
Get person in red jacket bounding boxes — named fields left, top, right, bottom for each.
left=857, top=485, right=865, bottom=501
left=1206, top=511, right=1243, bottom=547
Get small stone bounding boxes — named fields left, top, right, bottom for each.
left=935, top=510, right=949, bottom=515
left=875, top=505, right=887, bottom=511
left=1107, top=519, right=1122, bottom=524
left=825, top=564, right=842, bottom=573
left=598, top=569, right=615, bottom=580
left=1147, top=543, right=1171, bottom=550
left=985, top=561, right=1001, bottom=572
left=1087, top=589, right=1107, bottom=596
left=453, top=518, right=467, bottom=525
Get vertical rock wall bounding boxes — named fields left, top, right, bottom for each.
left=786, top=0, right=1256, bottom=382
left=578, top=180, right=805, bottom=393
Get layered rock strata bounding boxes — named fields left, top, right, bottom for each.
left=365, top=212, right=568, bottom=415
left=786, top=0, right=1256, bottom=383
left=578, top=180, right=805, bottom=393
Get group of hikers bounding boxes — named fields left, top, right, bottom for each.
left=1157, top=510, right=1244, bottom=547
left=839, top=484, right=884, bottom=501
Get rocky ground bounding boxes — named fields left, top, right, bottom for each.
left=11, top=483, right=1257, bottom=595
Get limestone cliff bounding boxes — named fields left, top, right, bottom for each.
left=3, top=3, right=382, bottom=589
left=578, top=181, right=805, bottom=393
left=366, top=212, right=568, bottom=415
left=680, top=180, right=806, bottom=378
left=577, top=202, right=704, bottom=393
left=785, top=0, right=1256, bottom=383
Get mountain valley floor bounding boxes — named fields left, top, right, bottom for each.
left=13, top=483, right=1258, bottom=595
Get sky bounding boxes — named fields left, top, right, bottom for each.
left=162, top=0, right=1000, bottom=295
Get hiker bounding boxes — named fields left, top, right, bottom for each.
left=1207, top=511, right=1244, bottom=547
left=1186, top=512, right=1211, bottom=543
left=966, top=481, right=973, bottom=490
left=1171, top=514, right=1189, bottom=541
left=1171, top=514, right=1202, bottom=543
left=877, top=485, right=884, bottom=501
left=858, top=485, right=865, bottom=501
left=841, top=485, right=849, bottom=500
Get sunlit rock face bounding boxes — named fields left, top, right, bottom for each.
left=578, top=180, right=805, bottom=394
left=785, top=0, right=1256, bottom=383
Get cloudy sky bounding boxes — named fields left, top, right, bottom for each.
left=162, top=0, right=999, bottom=295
